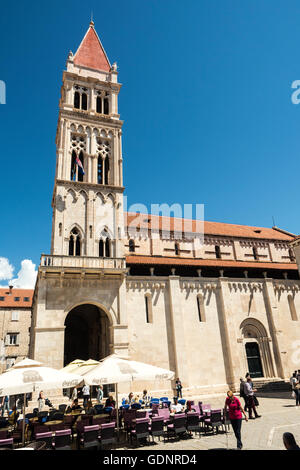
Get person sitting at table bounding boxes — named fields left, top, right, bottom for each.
left=185, top=401, right=195, bottom=413
left=70, top=398, right=83, bottom=412
left=85, top=400, right=96, bottom=415
left=8, top=405, right=19, bottom=426
left=170, top=397, right=183, bottom=414
left=141, top=390, right=151, bottom=406
left=105, top=395, right=116, bottom=408
left=128, top=392, right=134, bottom=405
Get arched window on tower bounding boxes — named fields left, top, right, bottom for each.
left=96, top=96, right=102, bottom=114
left=175, top=242, right=180, bottom=255
left=74, top=91, right=80, bottom=109
left=78, top=151, right=84, bottom=182
left=104, top=157, right=109, bottom=185
left=69, top=228, right=81, bottom=256
left=99, top=230, right=111, bottom=258
left=97, top=156, right=103, bottom=184
left=81, top=93, right=87, bottom=110
left=70, top=151, right=77, bottom=181
left=104, top=97, right=109, bottom=115
left=129, top=239, right=135, bottom=253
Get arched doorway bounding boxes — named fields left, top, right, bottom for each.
left=64, top=304, right=110, bottom=366
left=240, top=318, right=275, bottom=379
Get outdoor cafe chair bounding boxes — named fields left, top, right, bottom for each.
left=94, top=404, right=104, bottom=414
left=78, top=424, right=100, bottom=450
left=0, top=438, right=14, bottom=449
left=204, top=409, right=223, bottom=435
left=99, top=422, right=116, bottom=448
left=130, top=418, right=150, bottom=446
left=53, top=428, right=72, bottom=450
left=222, top=409, right=231, bottom=432
left=166, top=413, right=187, bottom=440
left=149, top=416, right=165, bottom=442
left=157, top=408, right=170, bottom=424
left=0, top=430, right=8, bottom=440
left=58, top=404, right=67, bottom=414
left=186, top=412, right=201, bottom=436
left=178, top=399, right=186, bottom=406
left=35, top=431, right=53, bottom=449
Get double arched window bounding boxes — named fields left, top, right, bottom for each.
left=70, top=150, right=84, bottom=182
left=69, top=228, right=81, bottom=256
left=74, top=87, right=88, bottom=110
left=99, top=230, right=111, bottom=257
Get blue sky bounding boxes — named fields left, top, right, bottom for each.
left=1, top=0, right=300, bottom=284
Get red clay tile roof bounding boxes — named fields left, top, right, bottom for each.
left=73, top=22, right=111, bottom=72
left=0, top=289, right=33, bottom=307
left=126, top=255, right=298, bottom=271
left=124, top=212, right=295, bottom=241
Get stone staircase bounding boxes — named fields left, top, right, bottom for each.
left=252, top=378, right=291, bottom=393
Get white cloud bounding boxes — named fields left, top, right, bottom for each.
left=0, top=257, right=14, bottom=281
left=10, top=259, right=37, bottom=289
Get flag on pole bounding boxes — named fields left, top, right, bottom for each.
left=76, top=155, right=85, bottom=175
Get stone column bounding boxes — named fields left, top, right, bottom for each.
left=262, top=278, right=285, bottom=378
left=215, top=278, right=236, bottom=389
left=167, top=276, right=190, bottom=389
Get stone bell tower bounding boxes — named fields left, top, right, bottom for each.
left=51, top=21, right=124, bottom=258
left=30, top=22, right=129, bottom=369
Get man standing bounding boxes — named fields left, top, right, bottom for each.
left=175, top=378, right=183, bottom=399
left=96, top=385, right=103, bottom=404
left=244, top=377, right=261, bottom=419
left=82, top=384, right=90, bottom=408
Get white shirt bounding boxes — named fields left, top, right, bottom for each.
left=82, top=385, right=90, bottom=396
left=171, top=403, right=183, bottom=413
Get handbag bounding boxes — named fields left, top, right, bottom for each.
left=295, top=383, right=300, bottom=390
left=253, top=395, right=259, bottom=407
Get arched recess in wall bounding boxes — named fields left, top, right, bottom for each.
left=240, top=318, right=275, bottom=379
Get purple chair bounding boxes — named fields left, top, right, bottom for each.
left=99, top=422, right=116, bottom=448
left=157, top=408, right=170, bottom=424
left=149, top=416, right=165, bottom=442
left=123, top=409, right=137, bottom=434
left=0, top=438, right=13, bottom=449
left=166, top=413, right=186, bottom=439
left=186, top=412, right=201, bottom=436
left=53, top=429, right=72, bottom=450
left=78, top=425, right=100, bottom=450
left=35, top=431, right=53, bottom=449
left=151, top=403, right=160, bottom=412
left=130, top=418, right=150, bottom=446
left=204, top=409, right=223, bottom=434
left=0, top=430, right=8, bottom=440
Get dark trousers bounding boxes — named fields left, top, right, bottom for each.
left=294, top=389, right=300, bottom=406
left=83, top=395, right=90, bottom=407
left=230, top=418, right=242, bottom=449
left=176, top=389, right=182, bottom=399
left=246, top=396, right=259, bottom=418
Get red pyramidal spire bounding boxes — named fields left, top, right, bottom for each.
left=73, top=21, right=111, bottom=72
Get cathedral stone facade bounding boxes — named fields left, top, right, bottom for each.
left=30, top=23, right=300, bottom=396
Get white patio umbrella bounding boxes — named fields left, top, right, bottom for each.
left=60, top=359, right=85, bottom=374
left=83, top=354, right=175, bottom=432
left=0, top=358, right=84, bottom=445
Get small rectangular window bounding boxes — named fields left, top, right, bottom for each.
left=6, top=333, right=19, bottom=346
left=0, top=296, right=5, bottom=301
left=11, top=311, right=19, bottom=321
left=14, top=297, right=20, bottom=302
left=23, top=297, right=30, bottom=302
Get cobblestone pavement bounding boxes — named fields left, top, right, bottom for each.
left=117, top=392, right=300, bottom=451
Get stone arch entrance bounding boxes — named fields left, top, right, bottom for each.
left=240, top=318, right=275, bottom=379
left=64, top=303, right=111, bottom=366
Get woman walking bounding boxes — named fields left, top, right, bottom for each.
left=224, top=390, right=248, bottom=450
